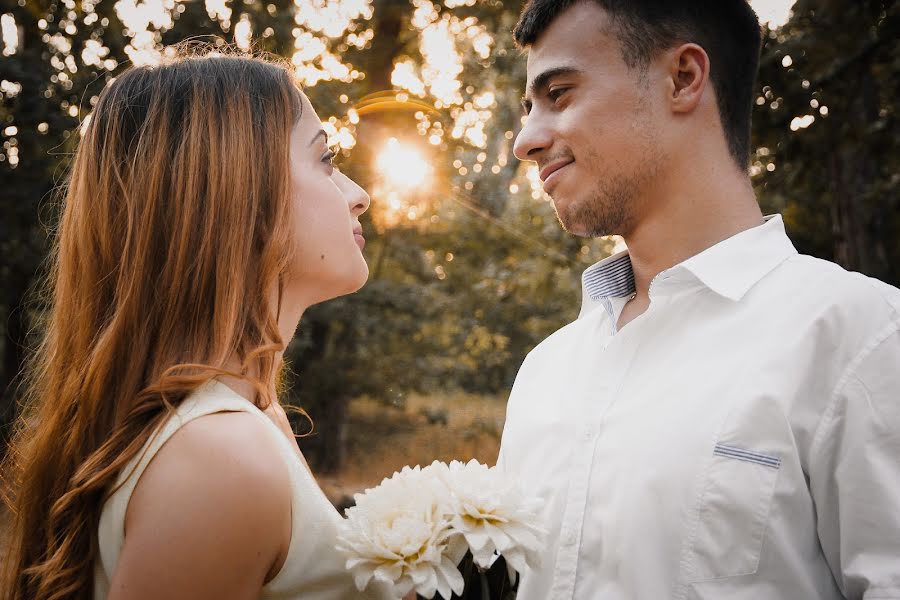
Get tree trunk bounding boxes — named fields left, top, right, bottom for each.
left=366, top=0, right=405, bottom=91
left=829, top=60, right=888, bottom=280
left=310, top=394, right=349, bottom=475
left=1, top=287, right=28, bottom=459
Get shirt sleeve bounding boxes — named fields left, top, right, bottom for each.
left=496, top=368, right=523, bottom=472
left=496, top=350, right=537, bottom=473
left=809, top=320, right=900, bottom=600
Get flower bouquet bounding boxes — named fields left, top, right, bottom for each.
left=336, top=459, right=545, bottom=599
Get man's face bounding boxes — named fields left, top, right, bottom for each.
left=514, top=2, right=666, bottom=238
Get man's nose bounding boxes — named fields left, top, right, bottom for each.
left=513, top=115, right=553, bottom=162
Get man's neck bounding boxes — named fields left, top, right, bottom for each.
left=623, top=159, right=764, bottom=300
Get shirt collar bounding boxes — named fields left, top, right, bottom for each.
left=580, top=215, right=798, bottom=312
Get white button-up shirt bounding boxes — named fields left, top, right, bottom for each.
left=499, top=215, right=900, bottom=600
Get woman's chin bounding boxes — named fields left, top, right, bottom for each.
left=350, top=260, right=369, bottom=289
left=330, top=263, right=370, bottom=300
left=291, top=259, right=370, bottom=307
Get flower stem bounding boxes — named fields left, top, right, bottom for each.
left=479, top=570, right=490, bottom=600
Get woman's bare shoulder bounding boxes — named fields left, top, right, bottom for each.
left=109, top=411, right=292, bottom=600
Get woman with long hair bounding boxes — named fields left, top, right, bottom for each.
left=1, top=50, right=391, bottom=600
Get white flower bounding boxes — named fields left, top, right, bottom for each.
left=337, top=463, right=465, bottom=599
left=338, top=459, right=547, bottom=597
left=442, top=459, right=545, bottom=578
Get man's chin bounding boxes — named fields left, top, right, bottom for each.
left=554, top=202, right=596, bottom=238
left=557, top=218, right=592, bottom=237
left=555, top=197, right=624, bottom=238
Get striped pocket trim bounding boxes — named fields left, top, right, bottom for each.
left=713, top=443, right=781, bottom=469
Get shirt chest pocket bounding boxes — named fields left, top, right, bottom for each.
left=681, top=443, right=781, bottom=582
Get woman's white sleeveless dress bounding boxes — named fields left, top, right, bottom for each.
left=93, top=380, right=391, bottom=599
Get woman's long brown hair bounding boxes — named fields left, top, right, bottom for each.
left=1, top=50, right=304, bottom=600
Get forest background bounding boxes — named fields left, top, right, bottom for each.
left=1, top=0, right=897, bottom=501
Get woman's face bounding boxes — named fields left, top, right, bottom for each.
left=285, top=92, right=371, bottom=307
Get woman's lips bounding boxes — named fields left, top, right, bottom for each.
left=353, top=231, right=366, bottom=250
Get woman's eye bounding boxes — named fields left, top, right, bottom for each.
left=322, top=147, right=337, bottom=171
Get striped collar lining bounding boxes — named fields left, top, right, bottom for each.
left=583, top=252, right=636, bottom=300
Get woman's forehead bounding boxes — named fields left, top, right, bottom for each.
left=296, top=90, right=321, bottom=128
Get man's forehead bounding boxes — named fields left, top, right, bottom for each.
left=526, top=50, right=584, bottom=83
left=524, top=4, right=614, bottom=82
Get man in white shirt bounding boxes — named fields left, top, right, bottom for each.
left=498, top=1, right=900, bottom=599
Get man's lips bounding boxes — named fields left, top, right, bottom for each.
left=539, top=160, right=574, bottom=191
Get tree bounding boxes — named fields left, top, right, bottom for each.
left=279, top=0, right=612, bottom=471
left=0, top=0, right=603, bottom=470
left=0, top=0, right=126, bottom=450
left=2, top=0, right=897, bottom=473
left=0, top=0, right=300, bottom=453
left=752, top=0, right=899, bottom=285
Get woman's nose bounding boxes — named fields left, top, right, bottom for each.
left=338, top=171, right=370, bottom=216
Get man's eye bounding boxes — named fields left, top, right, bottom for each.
left=548, top=88, right=568, bottom=102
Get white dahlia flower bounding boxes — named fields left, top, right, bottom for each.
left=337, top=463, right=466, bottom=599
left=442, top=459, right=545, bottom=577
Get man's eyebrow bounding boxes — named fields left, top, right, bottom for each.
left=521, top=66, right=584, bottom=113
left=309, top=129, right=327, bottom=147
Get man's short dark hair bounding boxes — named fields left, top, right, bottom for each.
left=514, top=0, right=762, bottom=169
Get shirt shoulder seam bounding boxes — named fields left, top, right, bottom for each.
left=809, top=315, right=900, bottom=458
left=790, top=255, right=900, bottom=317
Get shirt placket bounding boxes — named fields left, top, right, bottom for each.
left=549, top=316, right=616, bottom=599
left=548, top=309, right=650, bottom=599
left=549, top=420, right=600, bottom=599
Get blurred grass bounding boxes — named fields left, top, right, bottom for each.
left=317, top=392, right=508, bottom=508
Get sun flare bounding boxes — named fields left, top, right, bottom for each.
left=376, top=138, right=430, bottom=189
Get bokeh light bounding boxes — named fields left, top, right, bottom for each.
left=750, top=0, right=796, bottom=27
left=377, top=138, right=430, bottom=190
left=1, top=14, right=18, bottom=56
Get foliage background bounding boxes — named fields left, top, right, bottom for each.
left=0, top=0, right=897, bottom=475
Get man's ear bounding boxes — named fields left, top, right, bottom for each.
left=667, top=43, right=710, bottom=115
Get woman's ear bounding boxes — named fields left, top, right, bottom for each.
left=668, top=43, right=710, bottom=115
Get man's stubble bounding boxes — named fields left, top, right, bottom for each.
left=556, top=95, right=664, bottom=239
